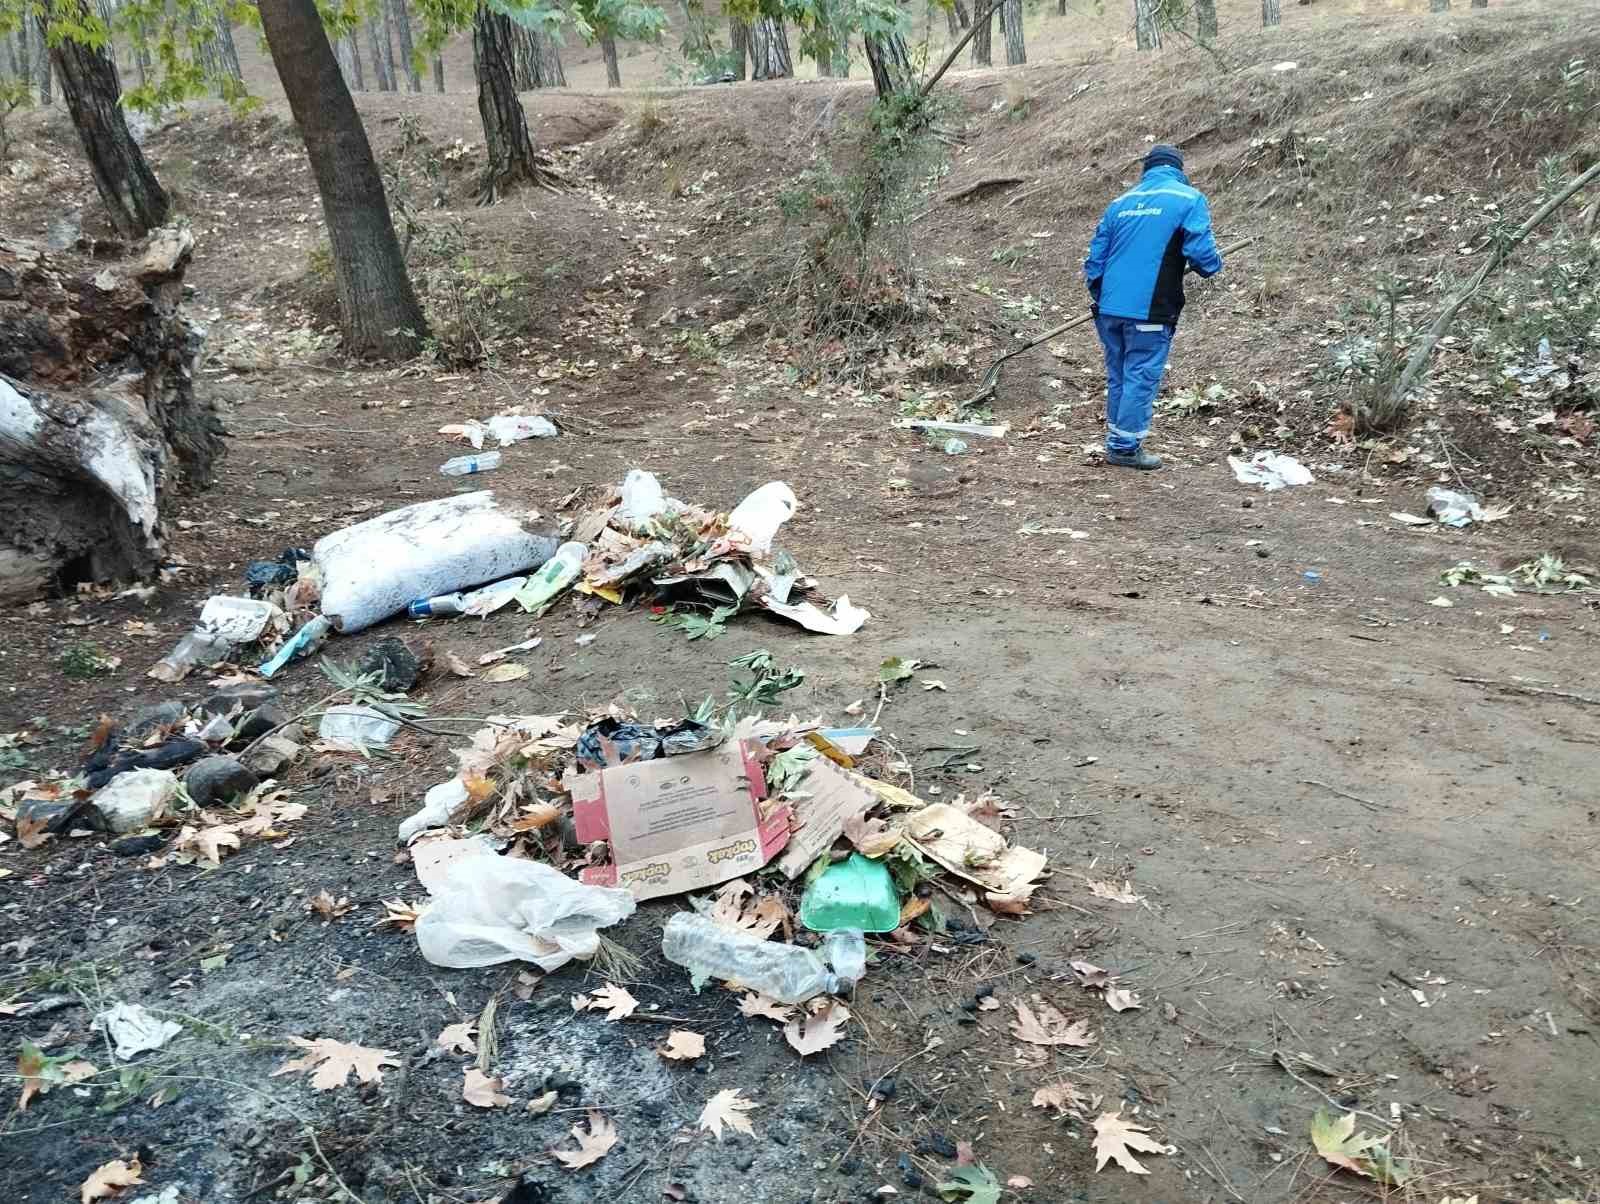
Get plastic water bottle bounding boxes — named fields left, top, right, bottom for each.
left=662, top=913, right=839, bottom=1004
left=407, top=592, right=466, bottom=618
left=514, top=541, right=587, bottom=614
left=440, top=450, right=501, bottom=477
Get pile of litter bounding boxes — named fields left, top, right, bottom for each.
left=399, top=688, right=1046, bottom=1008
left=144, top=471, right=866, bottom=688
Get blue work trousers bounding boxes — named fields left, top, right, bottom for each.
left=1094, top=314, right=1175, bottom=453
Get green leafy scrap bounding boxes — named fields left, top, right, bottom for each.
left=937, top=1164, right=1001, bottom=1204
left=652, top=604, right=738, bottom=642
left=878, top=656, right=921, bottom=684
left=765, top=744, right=818, bottom=796
left=1309, top=1109, right=1409, bottom=1186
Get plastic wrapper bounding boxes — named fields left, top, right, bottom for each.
left=415, top=853, right=636, bottom=969
left=313, top=491, right=557, bottom=633
left=726, top=481, right=797, bottom=554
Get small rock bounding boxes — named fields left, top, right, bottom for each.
left=184, top=755, right=259, bottom=807
left=111, top=834, right=166, bottom=857
left=1016, top=951, right=1037, bottom=966
left=736, top=1155, right=756, bottom=1173
left=231, top=704, right=289, bottom=744
left=838, top=1157, right=860, bottom=1176
left=916, top=1133, right=957, bottom=1159
left=1255, top=546, right=1270, bottom=558
left=769, top=1127, right=789, bottom=1146
left=1242, top=498, right=1254, bottom=509
left=244, top=735, right=302, bottom=778
left=125, top=700, right=188, bottom=742
left=956, top=1013, right=977, bottom=1026
left=868, top=1076, right=895, bottom=1101
left=199, top=683, right=279, bottom=719
left=973, top=983, right=995, bottom=1000
left=897, top=1154, right=923, bottom=1189
left=358, top=636, right=425, bottom=692
left=959, top=998, right=979, bottom=1013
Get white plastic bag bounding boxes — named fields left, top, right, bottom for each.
left=1228, top=452, right=1314, bottom=492
left=92, top=1002, right=183, bottom=1060
left=415, top=853, right=636, bottom=969
left=485, top=414, right=558, bottom=445
left=727, top=481, right=797, bottom=553
left=319, top=704, right=400, bottom=749
left=398, top=777, right=469, bottom=843
left=314, top=492, right=557, bottom=632
left=616, top=469, right=668, bottom=530
left=197, top=596, right=283, bottom=643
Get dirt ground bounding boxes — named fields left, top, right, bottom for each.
left=3, top=4, right=1599, bottom=1203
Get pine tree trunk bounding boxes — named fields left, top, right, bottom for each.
left=366, top=20, right=391, bottom=90
left=680, top=0, right=714, bottom=68
left=380, top=0, right=398, bottom=88
left=511, top=27, right=536, bottom=88
left=953, top=0, right=971, bottom=27
left=600, top=34, right=621, bottom=87
left=346, top=34, right=365, bottom=91
left=5, top=28, right=18, bottom=79
left=433, top=53, right=444, bottom=90
left=729, top=18, right=749, bottom=79
left=214, top=13, right=243, bottom=91
left=943, top=1, right=959, bottom=39
left=36, top=16, right=53, bottom=104
left=748, top=16, right=791, bottom=79
left=94, top=0, right=119, bottom=73
left=1261, top=0, right=1280, bottom=26
left=0, top=228, right=224, bottom=604
left=50, top=14, right=170, bottom=239
left=1057, top=0, right=1065, bottom=15
left=390, top=0, right=421, bottom=90
left=472, top=3, right=552, bottom=201
left=534, top=30, right=565, bottom=85
left=1003, top=0, right=1024, bottom=63
left=970, top=3, right=991, bottom=65
left=1195, top=0, right=1217, bottom=41
left=257, top=0, right=427, bottom=357
left=1469, top=0, right=1487, bottom=7
left=864, top=31, right=913, bottom=99
left=12, top=28, right=26, bottom=88
left=1430, top=0, right=1449, bottom=9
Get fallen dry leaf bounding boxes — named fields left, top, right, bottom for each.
left=509, top=802, right=562, bottom=832
left=1309, top=1108, right=1409, bottom=1184
left=481, top=662, right=529, bottom=683
left=737, top=993, right=796, bottom=1024
left=977, top=995, right=1000, bottom=1011
left=1007, top=1176, right=1034, bottom=1189
left=462, top=1067, right=513, bottom=1109
left=1087, top=879, right=1144, bottom=905
left=526, top=1089, right=558, bottom=1114
left=308, top=890, right=353, bottom=922
left=271, top=1036, right=400, bottom=1091
left=698, top=1087, right=758, bottom=1139
left=443, top=651, right=477, bottom=678
left=1091, top=1111, right=1174, bottom=1175
left=436, top=1021, right=477, bottom=1054
left=16, top=1043, right=95, bottom=1112
left=175, top=823, right=241, bottom=866
left=784, top=1001, right=850, bottom=1057
left=373, top=898, right=428, bottom=930
left=79, top=1156, right=143, bottom=1204
left=549, top=1109, right=618, bottom=1169
left=1010, top=997, right=1095, bottom=1048
left=582, top=983, right=639, bottom=1022
left=842, top=811, right=901, bottom=858
left=1105, top=988, right=1142, bottom=1013
left=1069, top=960, right=1111, bottom=988
left=708, top=879, right=790, bottom=939
left=1032, top=1079, right=1095, bottom=1116
left=658, top=1030, right=706, bottom=1061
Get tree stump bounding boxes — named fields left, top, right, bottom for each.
left=0, top=226, right=224, bottom=605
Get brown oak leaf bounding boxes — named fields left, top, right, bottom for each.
left=1010, top=996, right=1095, bottom=1048
left=462, top=1068, right=513, bottom=1109
left=549, top=1110, right=618, bottom=1169
left=79, top=1156, right=143, bottom=1204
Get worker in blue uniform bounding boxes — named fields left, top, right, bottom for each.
left=1083, top=144, right=1223, bottom=470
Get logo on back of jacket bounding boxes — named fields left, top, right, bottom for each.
left=1120, top=205, right=1164, bottom=218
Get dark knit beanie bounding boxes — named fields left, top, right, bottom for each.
left=1143, top=144, right=1184, bottom=172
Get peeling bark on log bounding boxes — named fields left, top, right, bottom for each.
left=0, top=227, right=223, bottom=604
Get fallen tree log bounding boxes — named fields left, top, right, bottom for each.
left=0, top=227, right=223, bottom=605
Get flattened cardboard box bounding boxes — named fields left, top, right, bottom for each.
left=571, top=740, right=792, bottom=901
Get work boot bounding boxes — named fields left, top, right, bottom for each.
left=1106, top=447, right=1163, bottom=470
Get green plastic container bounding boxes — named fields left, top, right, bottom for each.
left=800, top=854, right=902, bottom=934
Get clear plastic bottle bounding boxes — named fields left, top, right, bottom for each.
left=514, top=541, right=587, bottom=614
left=662, top=913, right=839, bottom=1004
left=147, top=630, right=235, bottom=683
left=440, top=450, right=502, bottom=477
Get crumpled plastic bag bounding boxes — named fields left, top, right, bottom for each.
left=1228, top=451, right=1314, bottom=491
left=415, top=853, right=636, bottom=969
left=92, top=1002, right=183, bottom=1060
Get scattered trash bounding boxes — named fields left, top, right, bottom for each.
left=415, top=851, right=636, bottom=969
left=572, top=739, right=789, bottom=899
left=905, top=803, right=1046, bottom=912
left=314, top=491, right=557, bottom=633
left=440, top=450, right=502, bottom=476
left=257, top=615, right=333, bottom=679
left=90, top=768, right=180, bottom=833
left=1389, top=512, right=1435, bottom=527
left=398, top=777, right=470, bottom=843
left=318, top=705, right=401, bottom=751
left=1441, top=553, right=1594, bottom=597
left=515, top=541, right=588, bottom=613
left=1303, top=570, right=1322, bottom=584
left=726, top=481, right=797, bottom=555
left=440, top=412, right=560, bottom=448
left=411, top=575, right=530, bottom=620
left=1425, top=485, right=1512, bottom=527
left=149, top=592, right=288, bottom=682
left=245, top=548, right=308, bottom=594
left=894, top=419, right=1010, bottom=438
left=91, top=1002, right=183, bottom=1060
left=801, top=854, right=900, bottom=933
left=661, top=912, right=841, bottom=1004
left=943, top=437, right=970, bottom=455
left=82, top=733, right=205, bottom=791
left=773, top=756, right=878, bottom=877
left=1228, top=451, right=1314, bottom=491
